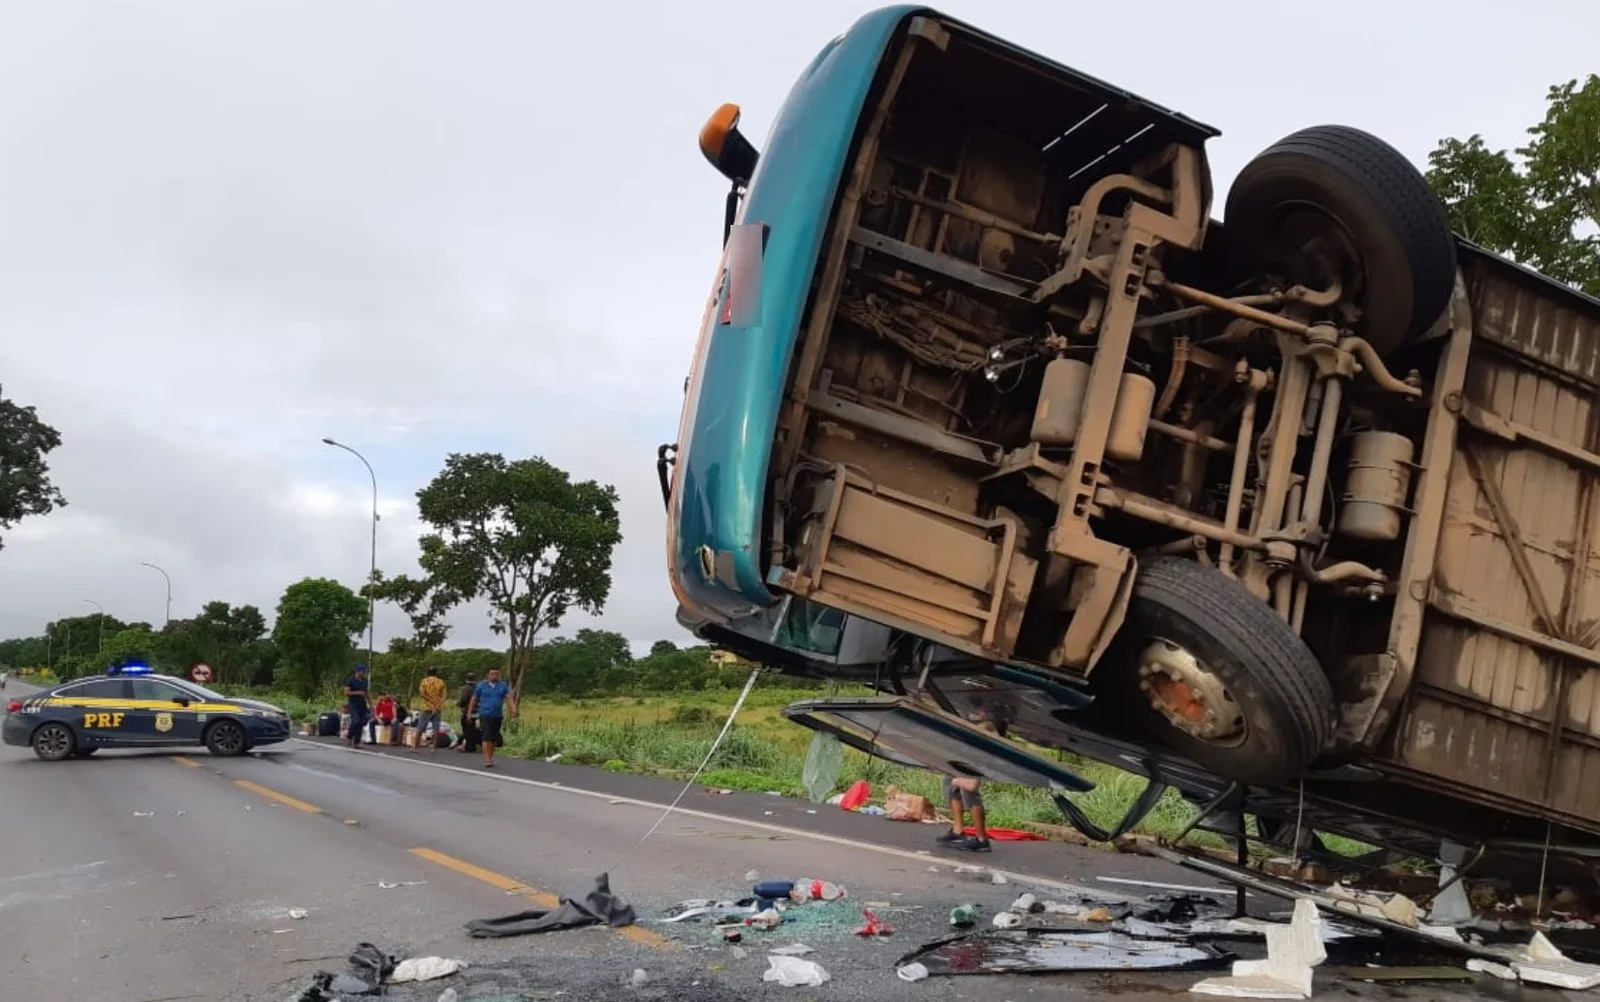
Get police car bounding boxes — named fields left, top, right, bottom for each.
left=2, top=664, right=292, bottom=761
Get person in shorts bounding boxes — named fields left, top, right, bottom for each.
left=413, top=667, right=447, bottom=751
left=467, top=667, right=516, bottom=769
left=936, top=776, right=990, bottom=852
left=455, top=673, right=479, bottom=753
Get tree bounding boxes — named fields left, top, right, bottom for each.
left=162, top=601, right=271, bottom=686
left=271, top=577, right=368, bottom=697
left=649, top=640, right=679, bottom=658
left=1426, top=74, right=1600, bottom=296
left=0, top=385, right=67, bottom=551
left=412, top=453, right=622, bottom=701
left=364, top=572, right=455, bottom=701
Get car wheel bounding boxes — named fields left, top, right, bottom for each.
left=1223, top=124, right=1457, bottom=357
left=32, top=722, right=76, bottom=762
left=1105, top=557, right=1334, bottom=788
left=204, top=720, right=248, bottom=757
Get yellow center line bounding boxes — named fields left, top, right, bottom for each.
left=408, top=847, right=675, bottom=951
left=234, top=779, right=323, bottom=814
left=173, top=756, right=201, bottom=768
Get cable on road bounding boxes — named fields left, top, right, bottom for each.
left=610, top=668, right=763, bottom=873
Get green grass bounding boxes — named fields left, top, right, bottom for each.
left=226, top=684, right=1372, bottom=855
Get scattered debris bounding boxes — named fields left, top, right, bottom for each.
left=628, top=968, right=649, bottom=988
left=897, top=962, right=929, bottom=981
left=376, top=880, right=427, bottom=890
left=745, top=869, right=760, bottom=882
left=1470, top=931, right=1600, bottom=990
left=466, top=873, right=636, bottom=938
left=897, top=928, right=1226, bottom=975
left=990, top=872, right=1008, bottom=885
left=950, top=904, right=978, bottom=928
left=853, top=909, right=893, bottom=937
left=745, top=908, right=782, bottom=931
left=762, top=955, right=829, bottom=987
left=1190, top=898, right=1327, bottom=999
left=288, top=909, right=308, bottom=920
left=769, top=943, right=814, bottom=957
left=884, top=787, right=935, bottom=822
left=791, top=879, right=846, bottom=902
left=991, top=912, right=1021, bottom=929
left=437, top=989, right=458, bottom=1002
left=388, top=957, right=466, bottom=984
left=1011, top=893, right=1040, bottom=913
left=133, top=811, right=154, bottom=818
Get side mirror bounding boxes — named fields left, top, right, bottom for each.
left=699, top=103, right=760, bottom=185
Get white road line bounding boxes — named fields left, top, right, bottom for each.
left=287, top=738, right=1129, bottom=900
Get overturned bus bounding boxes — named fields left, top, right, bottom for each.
left=660, top=6, right=1600, bottom=866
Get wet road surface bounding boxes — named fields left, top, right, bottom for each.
left=0, top=707, right=1539, bottom=1002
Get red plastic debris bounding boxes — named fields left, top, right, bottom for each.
left=854, top=908, right=893, bottom=937
left=839, top=779, right=871, bottom=811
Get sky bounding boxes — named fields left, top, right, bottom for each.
left=1, top=0, right=1595, bottom=654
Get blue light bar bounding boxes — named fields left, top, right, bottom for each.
left=108, top=662, right=154, bottom=676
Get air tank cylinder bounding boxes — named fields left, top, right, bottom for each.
left=1031, top=358, right=1156, bottom=464
left=1336, top=431, right=1415, bottom=542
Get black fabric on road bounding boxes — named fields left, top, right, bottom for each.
left=464, top=872, right=636, bottom=938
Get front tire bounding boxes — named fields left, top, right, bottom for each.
left=1224, top=125, right=1457, bottom=356
left=32, top=723, right=76, bottom=762
left=204, top=720, right=248, bottom=757
left=1108, top=558, right=1333, bottom=787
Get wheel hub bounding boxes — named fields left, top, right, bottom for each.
left=1137, top=638, right=1246, bottom=744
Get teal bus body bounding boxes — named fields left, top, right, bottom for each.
left=669, top=6, right=921, bottom=621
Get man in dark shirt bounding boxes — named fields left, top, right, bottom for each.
left=455, top=673, right=480, bottom=754
left=344, top=664, right=371, bottom=748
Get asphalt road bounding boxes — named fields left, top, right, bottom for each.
left=0, top=698, right=1531, bottom=1002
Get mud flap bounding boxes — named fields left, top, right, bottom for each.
left=781, top=697, right=1094, bottom=792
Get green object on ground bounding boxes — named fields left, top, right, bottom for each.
left=950, top=904, right=978, bottom=927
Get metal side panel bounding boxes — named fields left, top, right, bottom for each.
left=781, top=696, right=1093, bottom=791
left=1393, top=253, right=1600, bottom=827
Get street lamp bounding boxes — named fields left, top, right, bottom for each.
left=83, top=599, right=104, bottom=655
left=322, top=437, right=378, bottom=673
left=139, top=562, right=172, bottom=627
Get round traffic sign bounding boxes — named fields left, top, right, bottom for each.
left=191, top=663, right=213, bottom=683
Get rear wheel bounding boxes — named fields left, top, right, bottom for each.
left=1106, top=557, right=1333, bottom=787
left=32, top=723, right=76, bottom=762
left=204, top=720, right=248, bottom=757
left=1224, top=125, right=1457, bottom=356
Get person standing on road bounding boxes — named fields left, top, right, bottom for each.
left=343, top=664, right=371, bottom=748
left=936, top=776, right=991, bottom=852
left=455, top=673, right=480, bottom=754
left=413, top=667, right=447, bottom=752
left=467, top=667, right=516, bottom=769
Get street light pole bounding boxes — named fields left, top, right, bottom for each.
left=83, top=599, right=105, bottom=655
left=323, top=437, right=378, bottom=672
left=139, top=562, right=172, bottom=627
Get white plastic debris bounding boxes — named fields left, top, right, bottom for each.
left=133, top=811, right=154, bottom=818
left=1010, top=893, right=1038, bottom=913
left=389, top=957, right=466, bottom=983
left=1190, top=898, right=1327, bottom=999
left=1505, top=931, right=1600, bottom=991
left=745, top=870, right=760, bottom=882
left=1466, top=958, right=1518, bottom=981
left=897, top=962, right=930, bottom=982
left=763, top=955, right=829, bottom=987
left=769, top=943, right=814, bottom=957
left=287, top=908, right=308, bottom=920
left=437, top=990, right=458, bottom=1002
left=991, top=872, right=1009, bottom=885
left=628, top=968, right=649, bottom=988
left=992, top=911, right=1023, bottom=929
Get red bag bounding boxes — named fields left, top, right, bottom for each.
left=839, top=779, right=871, bottom=811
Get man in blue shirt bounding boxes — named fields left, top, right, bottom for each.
left=466, top=666, right=516, bottom=769
left=343, top=664, right=371, bottom=748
